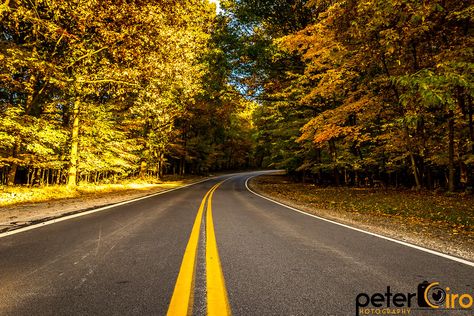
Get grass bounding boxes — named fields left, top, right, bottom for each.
left=252, top=175, right=474, bottom=234
left=0, top=176, right=201, bottom=208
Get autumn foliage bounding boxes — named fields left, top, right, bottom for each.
left=1, top=0, right=473, bottom=191
left=0, top=0, right=255, bottom=186
left=226, top=0, right=473, bottom=191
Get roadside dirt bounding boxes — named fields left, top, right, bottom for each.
left=249, top=174, right=474, bottom=262
left=0, top=182, right=196, bottom=233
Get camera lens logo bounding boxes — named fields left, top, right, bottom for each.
left=426, top=284, right=446, bottom=307
left=417, top=281, right=473, bottom=310
left=356, top=281, right=472, bottom=315
left=418, top=281, right=445, bottom=308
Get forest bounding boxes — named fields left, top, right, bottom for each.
left=0, top=0, right=255, bottom=187
left=1, top=0, right=473, bottom=192
left=224, top=0, right=473, bottom=191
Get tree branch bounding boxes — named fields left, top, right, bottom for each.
left=68, top=47, right=108, bottom=68
left=76, top=78, right=138, bottom=86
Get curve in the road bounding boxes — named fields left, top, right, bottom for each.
left=244, top=176, right=474, bottom=268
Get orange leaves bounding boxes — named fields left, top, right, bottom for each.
left=298, top=94, right=378, bottom=146
left=313, top=125, right=354, bottom=144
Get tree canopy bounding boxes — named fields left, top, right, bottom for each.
left=1, top=0, right=473, bottom=192
left=0, top=0, right=256, bottom=186
left=223, top=0, right=473, bottom=191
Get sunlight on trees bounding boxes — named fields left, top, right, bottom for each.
left=0, top=0, right=255, bottom=186
left=1, top=0, right=472, bottom=192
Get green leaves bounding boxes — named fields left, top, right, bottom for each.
left=229, top=0, right=474, bottom=189
left=1, top=0, right=251, bottom=185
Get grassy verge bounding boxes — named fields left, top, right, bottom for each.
left=0, top=176, right=202, bottom=208
left=250, top=174, right=474, bottom=260
left=251, top=175, right=473, bottom=232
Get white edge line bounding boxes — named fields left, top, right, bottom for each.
left=244, top=176, right=474, bottom=267
left=0, top=176, right=218, bottom=239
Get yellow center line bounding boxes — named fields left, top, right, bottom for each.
left=206, top=184, right=232, bottom=316
left=167, top=182, right=220, bottom=316
left=166, top=180, right=232, bottom=316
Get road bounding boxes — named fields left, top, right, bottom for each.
left=0, top=171, right=472, bottom=315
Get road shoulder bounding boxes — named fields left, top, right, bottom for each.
left=0, top=177, right=207, bottom=234
left=249, top=174, right=474, bottom=262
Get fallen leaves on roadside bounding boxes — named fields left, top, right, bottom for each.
left=250, top=174, right=474, bottom=261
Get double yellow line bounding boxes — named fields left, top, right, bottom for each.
left=167, top=181, right=231, bottom=316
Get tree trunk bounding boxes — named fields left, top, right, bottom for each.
left=7, top=164, right=17, bottom=186
left=380, top=49, right=422, bottom=189
left=448, top=109, right=455, bottom=192
left=409, top=154, right=421, bottom=189
left=32, top=168, right=41, bottom=186
left=27, top=168, right=32, bottom=186
left=39, top=168, right=44, bottom=186
left=403, top=124, right=421, bottom=190
left=179, top=158, right=185, bottom=176
left=329, top=140, right=340, bottom=185
left=139, top=160, right=147, bottom=178
left=459, top=162, right=467, bottom=189
left=6, top=141, right=19, bottom=186
left=68, top=100, right=80, bottom=187
left=158, top=153, right=164, bottom=179
left=468, top=95, right=473, bottom=154
left=157, top=160, right=162, bottom=180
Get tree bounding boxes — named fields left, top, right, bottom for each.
left=1, top=0, right=257, bottom=186
left=224, top=0, right=473, bottom=190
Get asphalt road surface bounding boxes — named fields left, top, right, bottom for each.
left=0, top=171, right=472, bottom=315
